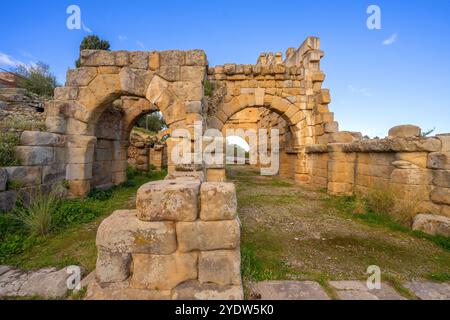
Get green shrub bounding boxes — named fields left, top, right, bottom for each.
left=203, top=79, right=214, bottom=97
left=88, top=188, right=113, bottom=201
left=126, top=166, right=139, bottom=180
left=14, top=62, right=59, bottom=98
left=75, top=35, right=111, bottom=68
left=14, top=192, right=60, bottom=236
left=0, top=132, right=21, bottom=166
left=364, top=184, right=396, bottom=215
left=53, top=200, right=98, bottom=229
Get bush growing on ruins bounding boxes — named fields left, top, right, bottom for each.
left=14, top=191, right=60, bottom=236
left=75, top=35, right=111, bottom=68
left=0, top=132, right=21, bottom=167
left=135, top=112, right=167, bottom=133
left=14, top=62, right=59, bottom=98
left=203, top=79, right=214, bottom=96
left=363, top=183, right=396, bottom=215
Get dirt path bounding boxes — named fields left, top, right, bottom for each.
left=229, top=165, right=450, bottom=293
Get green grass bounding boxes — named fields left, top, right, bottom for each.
left=325, top=194, right=450, bottom=251
left=0, top=169, right=167, bottom=271
left=0, top=132, right=21, bottom=167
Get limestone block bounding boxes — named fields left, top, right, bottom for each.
left=390, top=168, right=433, bottom=185
left=115, top=51, right=129, bottom=66
left=0, top=168, right=7, bottom=192
left=129, top=51, right=149, bottom=69
left=329, top=132, right=361, bottom=143
left=200, top=182, right=237, bottom=221
left=136, top=179, right=200, bottom=222
left=86, top=280, right=171, bottom=300
left=42, top=164, right=66, bottom=184
left=88, top=74, right=121, bottom=102
left=388, top=125, right=421, bottom=138
left=324, top=121, right=339, bottom=133
left=149, top=52, right=160, bottom=71
left=437, top=134, right=450, bottom=152
left=395, top=152, right=428, bottom=168
left=66, top=163, right=93, bottom=180
left=45, top=116, right=66, bottom=134
left=66, top=135, right=97, bottom=149
left=66, top=67, right=98, bottom=86
left=430, top=187, right=450, bottom=205
left=120, top=67, right=153, bottom=97
left=433, top=170, right=450, bottom=188
left=442, top=205, right=450, bottom=218
left=180, top=66, right=205, bottom=82
left=172, top=281, right=244, bottom=300
left=327, top=182, right=353, bottom=195
left=176, top=219, right=240, bottom=252
left=199, top=249, right=241, bottom=286
left=112, top=172, right=127, bottom=185
left=68, top=180, right=90, bottom=197
left=96, top=249, right=131, bottom=284
left=185, top=50, right=207, bottom=66
left=159, top=50, right=185, bottom=66
left=98, top=66, right=120, bottom=74
left=96, top=210, right=177, bottom=254
left=54, top=86, right=78, bottom=100
left=130, top=252, right=198, bottom=290
left=206, top=168, right=226, bottom=182
left=20, top=131, right=65, bottom=147
left=66, top=147, right=94, bottom=164
left=186, top=101, right=202, bottom=114
left=428, top=152, right=450, bottom=170
left=80, top=50, right=116, bottom=66
left=412, top=214, right=450, bottom=237
left=66, top=118, right=92, bottom=135
left=15, top=146, right=54, bottom=166
left=0, top=190, right=17, bottom=212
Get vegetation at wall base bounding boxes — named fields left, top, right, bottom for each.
left=0, top=169, right=167, bottom=269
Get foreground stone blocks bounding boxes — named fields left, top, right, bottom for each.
left=200, top=182, right=237, bottom=221
left=176, top=219, right=241, bottom=252
left=89, top=178, right=243, bottom=300
left=412, top=214, right=450, bottom=237
left=136, top=179, right=200, bottom=221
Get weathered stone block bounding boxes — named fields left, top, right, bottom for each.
left=66, top=67, right=98, bottom=86
left=20, top=131, right=65, bottom=147
left=428, top=152, right=450, bottom=170
left=430, top=187, right=450, bottom=205
left=130, top=252, right=198, bottom=290
left=395, top=152, right=428, bottom=168
left=120, top=67, right=153, bottom=96
left=180, top=66, right=205, bottom=82
left=149, top=52, right=160, bottom=71
left=159, top=50, right=185, bottom=66
left=80, top=50, right=116, bottom=66
left=42, top=164, right=66, bottom=184
left=15, top=146, right=54, bottom=166
left=199, top=249, right=241, bottom=286
left=136, top=179, right=200, bottom=222
left=0, top=168, right=7, bottom=192
left=54, top=86, right=78, bottom=100
left=433, top=170, right=450, bottom=188
left=66, top=163, right=93, bottom=180
left=96, top=210, right=177, bottom=254
left=176, top=219, right=240, bottom=252
left=0, top=190, right=17, bottom=212
left=96, top=249, right=131, bottom=284
left=186, top=101, right=202, bottom=114
left=157, top=66, right=180, bottom=81
left=45, top=116, right=66, bottom=134
left=68, top=180, right=90, bottom=197
left=185, top=50, right=207, bottom=66
left=86, top=280, right=171, bottom=300
left=412, top=214, right=450, bottom=237
left=129, top=51, right=149, bottom=69
left=388, top=125, right=421, bottom=138
left=66, top=147, right=94, bottom=164
left=390, top=169, right=433, bottom=185
left=172, top=281, right=243, bottom=300
left=200, top=182, right=237, bottom=221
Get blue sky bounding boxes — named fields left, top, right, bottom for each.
left=1, top=0, right=449, bottom=137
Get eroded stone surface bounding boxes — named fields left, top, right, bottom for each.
left=329, top=281, right=406, bottom=300
left=247, top=281, right=330, bottom=300
left=405, top=281, right=450, bottom=300
left=172, top=281, right=243, bottom=300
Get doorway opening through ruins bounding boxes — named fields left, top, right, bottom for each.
left=91, top=98, right=169, bottom=190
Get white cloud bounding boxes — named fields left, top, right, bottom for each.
left=382, top=33, right=398, bottom=46
left=136, top=41, right=146, bottom=50
left=347, top=84, right=373, bottom=97
left=0, top=52, right=27, bottom=68
left=118, top=35, right=127, bottom=41
left=82, top=22, right=93, bottom=33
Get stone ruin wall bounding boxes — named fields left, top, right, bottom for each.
left=0, top=36, right=448, bottom=240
